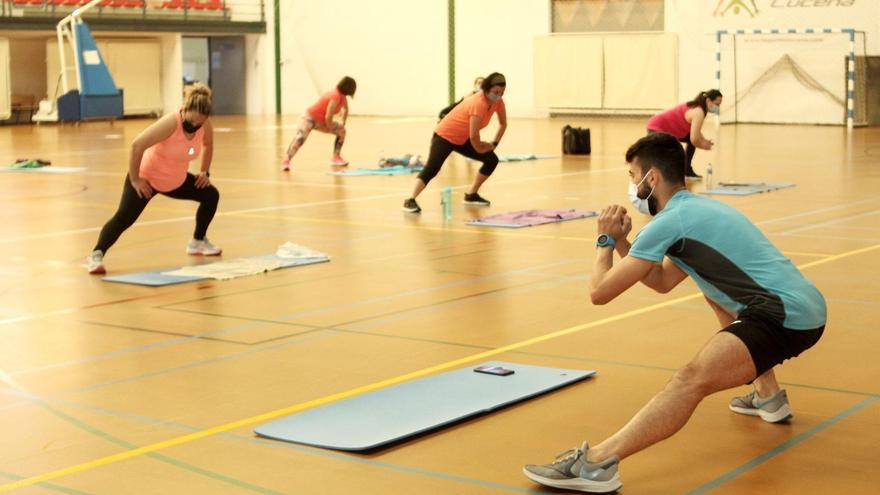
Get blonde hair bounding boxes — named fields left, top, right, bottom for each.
left=184, top=83, right=213, bottom=116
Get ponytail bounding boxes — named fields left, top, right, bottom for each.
left=687, top=89, right=722, bottom=113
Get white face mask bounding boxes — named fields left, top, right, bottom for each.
left=486, top=93, right=502, bottom=102
left=628, top=172, right=656, bottom=216
left=708, top=106, right=720, bottom=115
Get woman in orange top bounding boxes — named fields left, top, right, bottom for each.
left=403, top=72, right=508, bottom=214
left=282, top=76, right=356, bottom=170
left=87, top=84, right=220, bottom=274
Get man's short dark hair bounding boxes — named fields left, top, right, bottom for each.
left=625, top=133, right=686, bottom=185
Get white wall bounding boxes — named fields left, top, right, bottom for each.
left=278, top=0, right=447, bottom=116
left=159, top=33, right=183, bottom=115
left=245, top=33, right=274, bottom=115
left=665, top=0, right=880, bottom=105
left=456, top=0, right=550, bottom=117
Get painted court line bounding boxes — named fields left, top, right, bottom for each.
left=0, top=370, right=284, bottom=495
left=776, top=209, right=880, bottom=235
left=0, top=388, right=554, bottom=495
left=686, top=397, right=879, bottom=494
left=2, top=242, right=878, bottom=492
left=0, top=472, right=92, bottom=495
left=0, top=166, right=619, bottom=245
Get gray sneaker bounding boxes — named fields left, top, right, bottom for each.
left=523, top=442, right=622, bottom=493
left=729, top=389, right=793, bottom=423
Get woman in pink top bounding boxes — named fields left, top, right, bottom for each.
left=402, top=72, right=508, bottom=214
left=87, top=84, right=220, bottom=274
left=282, top=76, right=356, bottom=170
left=647, top=90, right=722, bottom=179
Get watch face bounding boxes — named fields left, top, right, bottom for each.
left=597, top=234, right=609, bottom=246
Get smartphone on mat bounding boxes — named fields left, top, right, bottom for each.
left=474, top=365, right=515, bottom=376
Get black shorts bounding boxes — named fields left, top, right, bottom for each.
left=720, top=313, right=824, bottom=378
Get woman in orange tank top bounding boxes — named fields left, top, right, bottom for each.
left=402, top=72, right=508, bottom=214
left=282, top=76, right=356, bottom=171
left=87, top=84, right=221, bottom=274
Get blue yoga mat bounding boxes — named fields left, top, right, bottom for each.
left=255, top=361, right=595, bottom=451
left=702, top=182, right=795, bottom=196
left=328, top=165, right=423, bottom=176
left=102, top=254, right=329, bottom=286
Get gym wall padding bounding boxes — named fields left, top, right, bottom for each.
left=533, top=33, right=677, bottom=113
left=534, top=35, right=603, bottom=110
left=602, top=33, right=677, bottom=110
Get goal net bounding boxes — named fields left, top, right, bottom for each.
left=716, top=29, right=867, bottom=126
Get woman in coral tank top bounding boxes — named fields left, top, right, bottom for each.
left=646, top=90, right=722, bottom=180
left=402, top=72, right=508, bottom=214
left=87, top=84, right=220, bottom=274
left=282, top=76, right=356, bottom=170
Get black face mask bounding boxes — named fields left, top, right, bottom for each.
left=182, top=119, right=201, bottom=134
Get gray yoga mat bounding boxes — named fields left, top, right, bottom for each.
left=702, top=182, right=795, bottom=196
left=102, top=254, right=329, bottom=286
left=255, top=361, right=596, bottom=451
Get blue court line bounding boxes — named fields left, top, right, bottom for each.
left=0, top=261, right=587, bottom=413
left=0, top=332, right=337, bottom=413
left=5, top=390, right=284, bottom=494
left=0, top=472, right=94, bottom=495
left=686, top=397, right=879, bottom=495
left=161, top=257, right=582, bottom=326
left=10, top=257, right=580, bottom=381
left=0, top=389, right=555, bottom=495
left=8, top=318, right=318, bottom=378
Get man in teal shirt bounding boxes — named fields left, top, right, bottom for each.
left=524, top=132, right=825, bottom=493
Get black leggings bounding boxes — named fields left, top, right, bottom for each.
left=680, top=134, right=697, bottom=175
left=647, top=129, right=697, bottom=176
left=94, top=173, right=220, bottom=253
left=417, top=133, right=499, bottom=184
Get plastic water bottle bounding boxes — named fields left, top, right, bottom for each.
left=441, top=187, right=452, bottom=221
left=706, top=163, right=713, bottom=190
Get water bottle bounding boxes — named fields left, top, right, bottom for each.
left=706, top=163, right=713, bottom=190
left=441, top=187, right=452, bottom=221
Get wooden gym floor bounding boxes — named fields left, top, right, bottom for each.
left=0, top=115, right=878, bottom=494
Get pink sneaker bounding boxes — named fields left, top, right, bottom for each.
left=187, top=238, right=222, bottom=256
left=86, top=250, right=106, bottom=274
left=281, top=157, right=291, bottom=171
left=329, top=156, right=349, bottom=167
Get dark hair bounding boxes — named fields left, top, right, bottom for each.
left=337, top=76, right=357, bottom=97
left=686, top=89, right=723, bottom=113
left=625, top=133, right=686, bottom=185
left=480, top=72, right=506, bottom=92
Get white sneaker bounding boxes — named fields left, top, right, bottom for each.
left=187, top=238, right=222, bottom=256
left=87, top=250, right=105, bottom=274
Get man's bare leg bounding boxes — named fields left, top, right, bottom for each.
left=587, top=331, right=757, bottom=462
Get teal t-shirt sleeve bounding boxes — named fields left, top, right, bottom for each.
left=628, top=214, right=682, bottom=263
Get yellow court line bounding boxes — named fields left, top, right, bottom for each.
left=779, top=251, right=834, bottom=258
left=3, top=242, right=878, bottom=492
